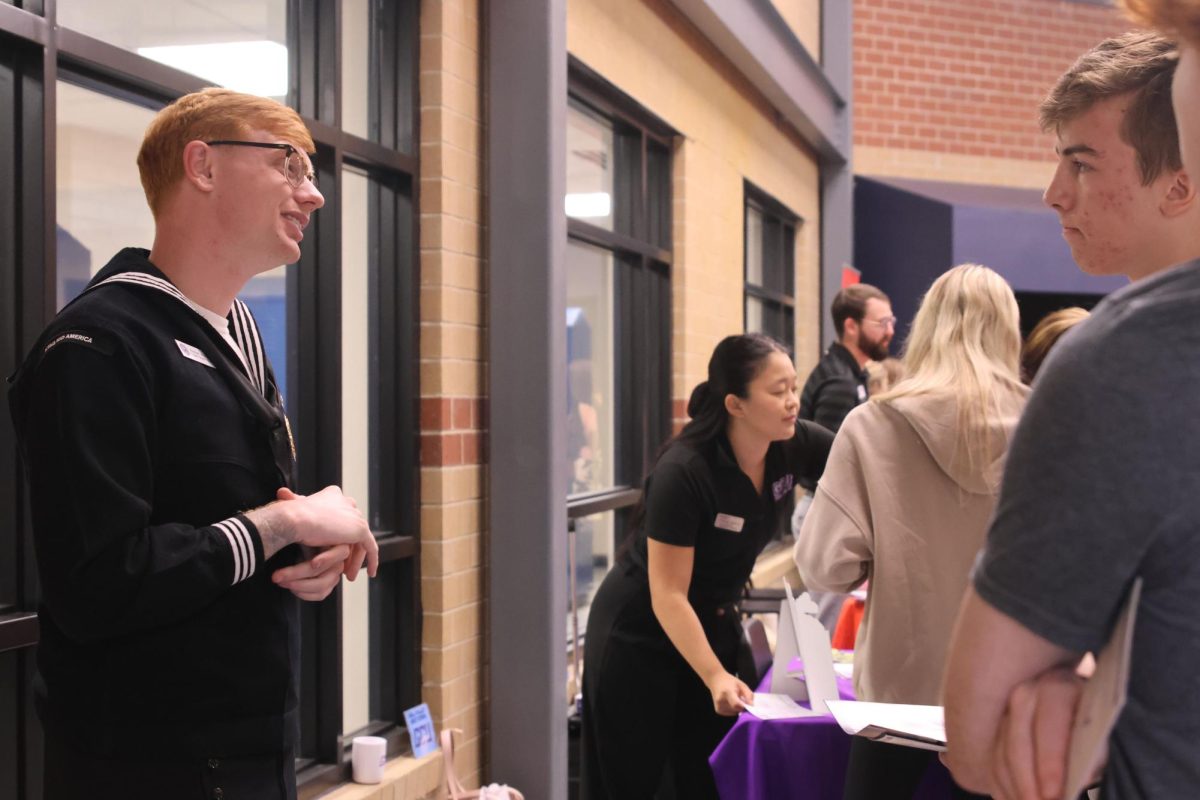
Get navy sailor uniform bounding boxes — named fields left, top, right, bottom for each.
left=8, top=247, right=302, bottom=771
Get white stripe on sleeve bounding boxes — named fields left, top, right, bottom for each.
left=215, top=517, right=256, bottom=584
left=226, top=516, right=257, bottom=579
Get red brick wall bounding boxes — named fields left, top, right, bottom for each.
left=854, top=0, right=1134, bottom=163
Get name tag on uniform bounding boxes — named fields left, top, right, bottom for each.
left=714, top=513, right=744, bottom=533
left=176, top=339, right=215, bottom=368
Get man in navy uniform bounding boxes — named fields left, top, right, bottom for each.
left=9, top=88, right=378, bottom=799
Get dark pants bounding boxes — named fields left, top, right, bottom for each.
left=581, top=565, right=740, bottom=800
left=43, top=728, right=297, bottom=800
left=842, top=737, right=987, bottom=800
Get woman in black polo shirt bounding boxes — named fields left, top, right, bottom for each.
left=581, top=333, right=833, bottom=800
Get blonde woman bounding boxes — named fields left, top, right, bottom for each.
left=793, top=264, right=1028, bottom=800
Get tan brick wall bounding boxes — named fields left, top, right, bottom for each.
left=770, top=0, right=822, bottom=60
left=418, top=0, right=485, bottom=793
left=568, top=0, right=825, bottom=426
left=854, top=0, right=1133, bottom=185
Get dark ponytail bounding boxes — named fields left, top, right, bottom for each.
left=618, top=333, right=789, bottom=560
left=674, top=333, right=789, bottom=449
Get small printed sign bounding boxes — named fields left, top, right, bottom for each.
left=403, top=702, right=438, bottom=758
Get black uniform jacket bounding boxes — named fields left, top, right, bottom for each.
left=799, top=342, right=868, bottom=435
left=626, top=421, right=833, bottom=613
left=8, top=248, right=301, bottom=759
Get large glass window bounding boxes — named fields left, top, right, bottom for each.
left=342, top=0, right=371, bottom=140
left=744, top=184, right=800, bottom=352
left=566, top=241, right=615, bottom=497
left=332, top=162, right=419, bottom=751
left=55, top=81, right=156, bottom=308
left=565, top=63, right=674, bottom=644
left=341, top=166, right=374, bottom=734
left=566, top=103, right=614, bottom=231
left=57, top=1, right=288, bottom=99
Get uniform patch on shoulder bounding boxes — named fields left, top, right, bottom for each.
left=42, top=330, right=114, bottom=356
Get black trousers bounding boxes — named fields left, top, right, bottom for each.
left=842, top=737, right=988, bottom=800
left=43, top=727, right=297, bottom=800
left=581, top=565, right=740, bottom=800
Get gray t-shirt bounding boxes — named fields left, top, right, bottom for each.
left=974, top=258, right=1200, bottom=799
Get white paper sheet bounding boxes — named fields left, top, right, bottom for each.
left=826, top=700, right=947, bottom=751
left=744, top=692, right=823, bottom=720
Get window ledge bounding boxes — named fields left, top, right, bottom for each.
left=317, top=751, right=443, bottom=800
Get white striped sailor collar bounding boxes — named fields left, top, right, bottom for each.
left=85, top=259, right=271, bottom=400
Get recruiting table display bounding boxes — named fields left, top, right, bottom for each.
left=751, top=582, right=839, bottom=716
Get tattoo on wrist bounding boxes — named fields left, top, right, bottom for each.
left=247, top=503, right=296, bottom=560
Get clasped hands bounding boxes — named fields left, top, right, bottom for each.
left=270, top=486, right=380, bottom=602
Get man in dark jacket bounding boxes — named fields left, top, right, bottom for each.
left=798, top=284, right=894, bottom=435
left=8, top=88, right=378, bottom=799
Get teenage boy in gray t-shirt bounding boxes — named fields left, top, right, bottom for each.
left=943, top=30, right=1200, bottom=799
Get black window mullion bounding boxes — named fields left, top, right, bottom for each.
left=373, top=0, right=395, bottom=149
left=295, top=148, right=345, bottom=765
left=391, top=172, right=419, bottom=538
left=637, top=133, right=648, bottom=244
left=291, top=0, right=337, bottom=125
left=0, top=34, right=22, bottom=617
left=369, top=178, right=388, bottom=532
left=613, top=126, right=638, bottom=239
left=363, top=166, right=421, bottom=735
left=783, top=224, right=795, bottom=296
left=745, top=284, right=796, bottom=307
left=647, top=142, right=670, bottom=251
left=1, top=23, right=49, bottom=800
left=614, top=255, right=634, bottom=486
left=642, top=259, right=670, bottom=467
left=762, top=216, right=782, bottom=293
left=744, top=184, right=801, bottom=352
left=381, top=0, right=417, bottom=155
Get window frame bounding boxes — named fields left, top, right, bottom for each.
left=564, top=61, right=674, bottom=659
left=743, top=181, right=802, bottom=353
left=0, top=3, right=422, bottom=798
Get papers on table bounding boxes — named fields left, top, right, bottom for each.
left=743, top=692, right=824, bottom=720
left=826, top=700, right=947, bottom=752
left=833, top=662, right=854, bottom=680
left=1062, top=577, right=1142, bottom=800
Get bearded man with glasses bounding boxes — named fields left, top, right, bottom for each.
left=798, top=283, right=895, bottom=437
left=9, top=87, right=378, bottom=799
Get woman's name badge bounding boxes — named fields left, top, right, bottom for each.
left=714, top=513, right=745, bottom=533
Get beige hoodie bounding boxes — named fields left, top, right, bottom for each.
left=793, top=386, right=1028, bottom=705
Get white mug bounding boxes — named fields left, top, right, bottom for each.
left=351, top=735, right=387, bottom=784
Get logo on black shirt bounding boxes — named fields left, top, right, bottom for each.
left=772, top=474, right=795, bottom=501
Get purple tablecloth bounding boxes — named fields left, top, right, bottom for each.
left=708, top=665, right=957, bottom=800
